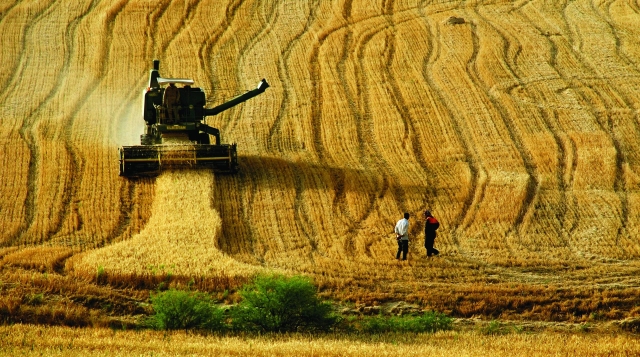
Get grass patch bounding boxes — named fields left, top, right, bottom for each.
left=357, top=311, right=453, bottom=334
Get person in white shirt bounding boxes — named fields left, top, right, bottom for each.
left=394, top=212, right=410, bottom=260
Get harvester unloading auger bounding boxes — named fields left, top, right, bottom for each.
left=119, top=60, right=269, bottom=177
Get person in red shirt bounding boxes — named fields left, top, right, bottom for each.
left=424, top=210, right=440, bottom=257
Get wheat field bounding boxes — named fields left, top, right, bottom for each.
left=2, top=0, right=640, bottom=320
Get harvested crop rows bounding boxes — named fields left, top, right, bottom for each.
left=2, top=0, right=640, bottom=320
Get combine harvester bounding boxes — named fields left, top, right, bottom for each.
left=119, top=60, right=269, bottom=177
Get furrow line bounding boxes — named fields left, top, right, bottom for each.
left=595, top=0, right=639, bottom=69
left=144, top=0, right=172, bottom=57
left=383, top=3, right=437, bottom=214
left=156, top=0, right=200, bottom=65
left=0, top=0, right=53, bottom=102
left=267, top=0, right=320, bottom=151
left=417, top=2, right=480, bottom=249
left=557, top=1, right=630, bottom=256
left=52, top=0, right=101, bottom=247
left=333, top=0, right=381, bottom=231
left=471, top=6, right=541, bottom=238
left=286, top=2, right=326, bottom=254
left=200, top=0, right=244, bottom=110
left=221, top=0, right=279, bottom=136
left=451, top=18, right=488, bottom=233
left=58, top=0, right=130, bottom=248
left=10, top=0, right=68, bottom=246
left=353, top=9, right=409, bottom=212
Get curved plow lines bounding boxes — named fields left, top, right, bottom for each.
left=391, top=12, right=472, bottom=257
left=486, top=9, right=578, bottom=260
left=553, top=1, right=640, bottom=259
left=426, top=12, right=529, bottom=260
left=0, top=0, right=53, bottom=244
left=235, top=0, right=309, bottom=155
left=6, top=0, right=95, bottom=246
left=61, top=0, right=149, bottom=248
left=4, top=0, right=640, bottom=296
left=469, top=6, right=554, bottom=260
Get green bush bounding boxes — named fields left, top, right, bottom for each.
left=231, top=274, right=337, bottom=332
left=360, top=311, right=453, bottom=333
left=480, top=320, right=506, bottom=335
left=147, top=289, right=225, bottom=331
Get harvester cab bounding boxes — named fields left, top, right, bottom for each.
left=119, top=60, right=269, bottom=177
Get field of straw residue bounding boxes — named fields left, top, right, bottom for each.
left=1, top=0, right=640, bottom=322
left=1, top=324, right=639, bottom=357
left=70, top=170, right=261, bottom=279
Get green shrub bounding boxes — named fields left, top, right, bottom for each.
left=147, top=289, right=225, bottom=331
left=231, top=274, right=337, bottom=332
left=360, top=311, right=453, bottom=333
left=480, top=320, right=504, bottom=335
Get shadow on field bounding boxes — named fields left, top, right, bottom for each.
left=221, top=155, right=430, bottom=195
left=212, top=155, right=431, bottom=258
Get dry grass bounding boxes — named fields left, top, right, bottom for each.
left=0, top=268, right=147, bottom=327
left=0, top=324, right=638, bottom=357
left=0, top=247, right=73, bottom=273
left=67, top=170, right=263, bottom=282
left=0, top=0, right=639, bottom=327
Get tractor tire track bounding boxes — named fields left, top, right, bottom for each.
left=9, top=0, right=72, bottom=245
left=199, top=0, right=256, bottom=259
left=0, top=0, right=22, bottom=95
left=330, top=0, right=389, bottom=259
left=308, top=3, right=426, bottom=161
left=275, top=1, right=326, bottom=258
left=267, top=0, right=320, bottom=152
left=204, top=0, right=264, bottom=260
left=417, top=2, right=485, bottom=252
left=470, top=6, right=541, bottom=239
left=0, top=1, right=20, bottom=22
left=59, top=0, right=130, bottom=249
left=214, top=0, right=278, bottom=137
left=51, top=0, right=101, bottom=247
left=22, top=0, right=132, bottom=248
left=453, top=18, right=490, bottom=234
left=0, top=0, right=53, bottom=101
left=219, top=0, right=280, bottom=259
left=106, top=0, right=172, bottom=248
left=200, top=0, right=245, bottom=98
left=144, top=0, right=172, bottom=58
left=382, top=3, right=437, bottom=214
left=561, top=1, right=635, bottom=256
left=353, top=8, right=408, bottom=213
left=307, top=1, right=401, bottom=256
left=105, top=0, right=202, bottom=247
left=595, top=0, right=640, bottom=69
left=513, top=1, right=633, bottom=257
left=510, top=6, right=580, bottom=250
left=153, top=0, right=200, bottom=66
left=356, top=20, right=415, bottom=253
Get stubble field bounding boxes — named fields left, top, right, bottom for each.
left=2, top=0, right=640, bottom=340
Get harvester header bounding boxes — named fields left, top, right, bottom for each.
left=119, top=60, right=269, bottom=177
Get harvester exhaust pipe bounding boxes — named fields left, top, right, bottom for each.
left=148, top=59, right=160, bottom=88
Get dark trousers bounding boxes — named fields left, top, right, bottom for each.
left=425, top=237, right=439, bottom=256
left=396, top=240, right=408, bottom=260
